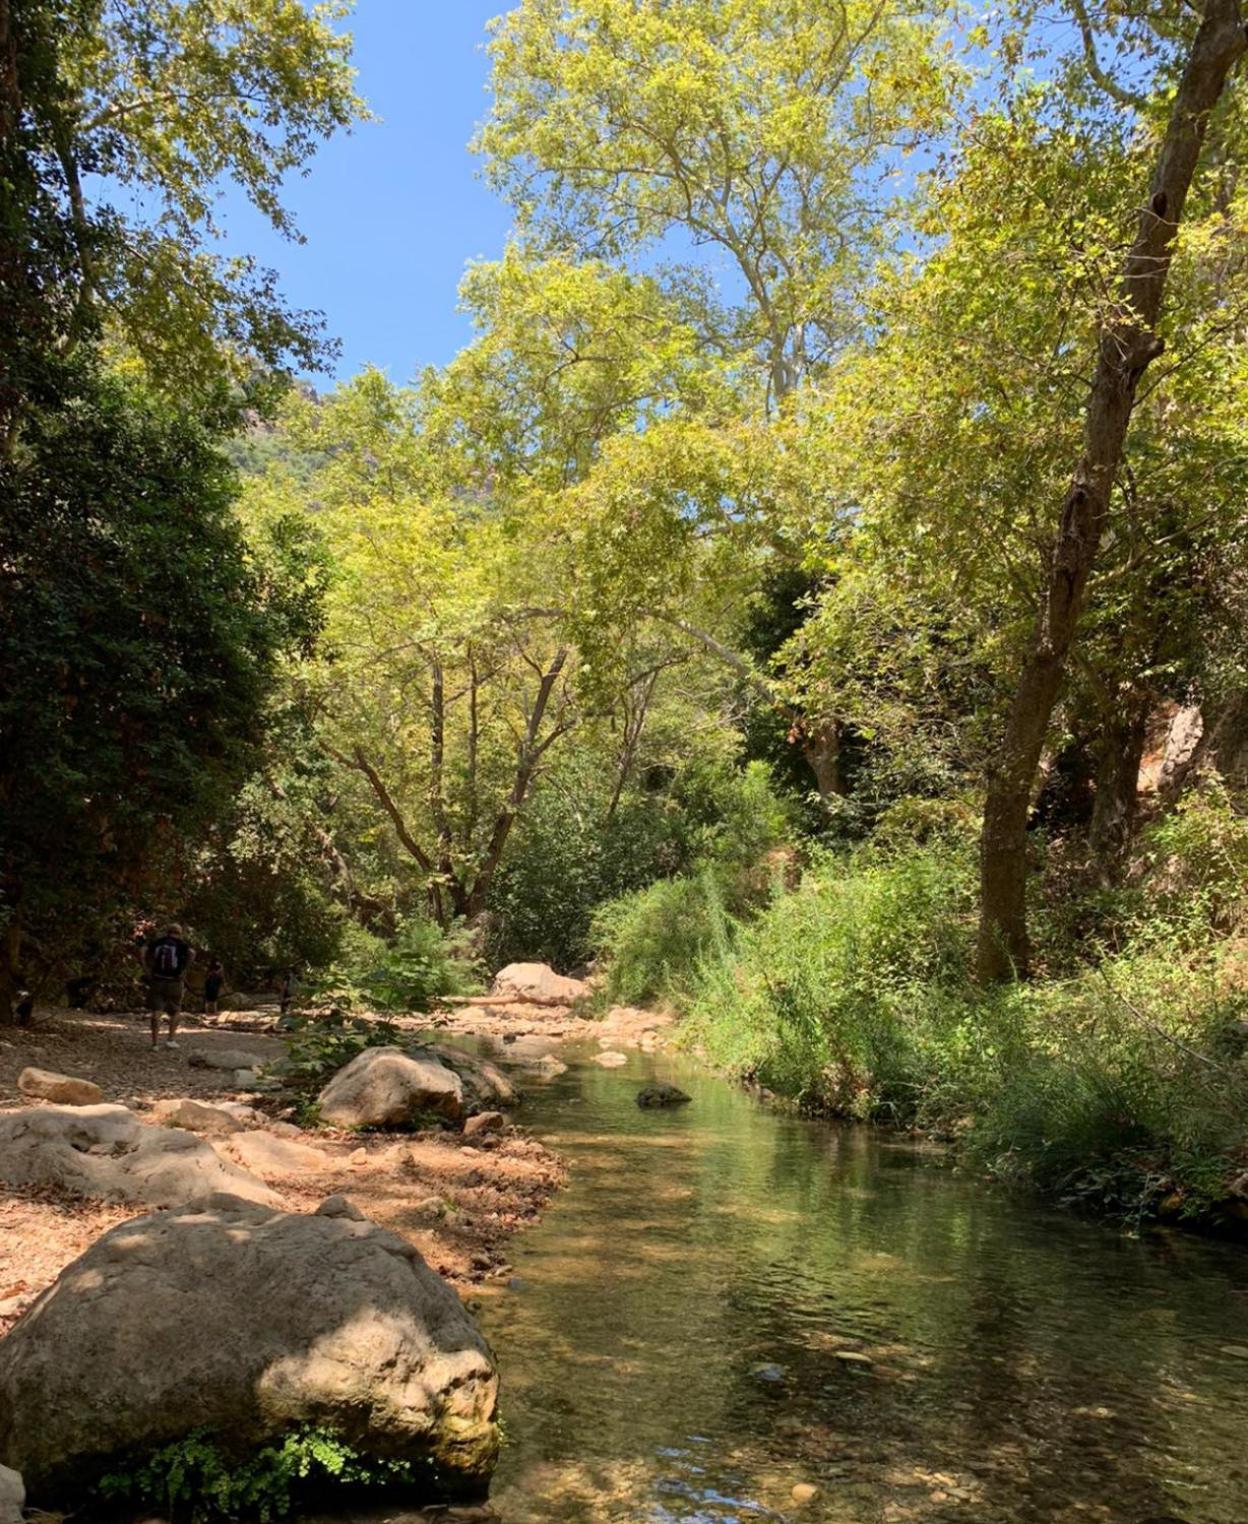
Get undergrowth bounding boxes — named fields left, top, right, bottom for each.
left=96, top=1426, right=430, bottom=1523
left=593, top=788, right=1248, bottom=1229
left=280, top=1008, right=401, bottom=1096
left=309, top=916, right=483, bottom=1015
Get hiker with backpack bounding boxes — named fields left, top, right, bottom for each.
left=144, top=924, right=193, bottom=1050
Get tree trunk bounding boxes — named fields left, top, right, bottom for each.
left=462, top=648, right=569, bottom=920
left=976, top=0, right=1246, bottom=981
left=1088, top=688, right=1150, bottom=877
left=799, top=720, right=845, bottom=801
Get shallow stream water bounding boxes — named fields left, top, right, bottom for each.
left=475, top=1048, right=1248, bottom=1524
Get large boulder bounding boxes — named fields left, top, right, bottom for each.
left=0, top=1104, right=280, bottom=1208
left=317, top=1048, right=465, bottom=1129
left=490, top=963, right=588, bottom=1005
left=0, top=1464, right=23, bottom=1524
left=0, top=1196, right=499, bottom=1503
left=17, top=1067, right=102, bottom=1106
left=414, top=1045, right=520, bottom=1110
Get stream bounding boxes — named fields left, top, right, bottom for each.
left=473, top=1047, right=1248, bottom=1524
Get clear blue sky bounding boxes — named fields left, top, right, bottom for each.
left=219, top=2, right=513, bottom=386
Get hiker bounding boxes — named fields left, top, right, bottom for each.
left=277, top=967, right=295, bottom=1017
left=203, top=956, right=225, bottom=1016
left=144, top=923, right=193, bottom=1050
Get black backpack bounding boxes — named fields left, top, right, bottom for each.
left=151, top=939, right=182, bottom=977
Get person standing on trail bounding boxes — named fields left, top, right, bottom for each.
left=144, top=924, right=193, bottom=1050
left=203, top=956, right=225, bottom=1016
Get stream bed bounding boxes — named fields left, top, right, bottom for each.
left=474, top=1048, right=1248, bottom=1524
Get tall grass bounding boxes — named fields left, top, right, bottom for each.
left=592, top=797, right=1248, bottom=1227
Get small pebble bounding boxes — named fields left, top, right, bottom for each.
left=791, top=1482, right=820, bottom=1505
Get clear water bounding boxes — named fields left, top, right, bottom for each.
left=475, top=1049, right=1248, bottom=1524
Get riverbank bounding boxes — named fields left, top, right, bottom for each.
left=473, top=1044, right=1248, bottom=1524
left=591, top=844, right=1248, bottom=1236
left=0, top=1007, right=566, bottom=1333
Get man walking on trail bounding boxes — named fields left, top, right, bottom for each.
left=144, top=924, right=193, bottom=1050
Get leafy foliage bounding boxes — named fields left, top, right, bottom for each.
left=671, top=816, right=1248, bottom=1225
left=41, top=0, right=365, bottom=401
left=97, top=1425, right=425, bottom=1523
left=279, top=1008, right=402, bottom=1097
left=317, top=917, right=484, bottom=1015
left=0, top=360, right=315, bottom=1008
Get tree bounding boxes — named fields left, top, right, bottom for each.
left=977, top=0, right=1246, bottom=979
left=0, top=362, right=322, bottom=1019
left=479, top=0, right=958, bottom=408
left=251, top=369, right=730, bottom=930
left=2, top=0, right=364, bottom=427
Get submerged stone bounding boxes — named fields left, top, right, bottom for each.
left=635, top=1083, right=692, bottom=1109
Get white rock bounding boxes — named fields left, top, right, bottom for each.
left=490, top=963, right=588, bottom=1004
left=187, top=1048, right=270, bottom=1072
left=317, top=1047, right=465, bottom=1129
left=0, top=1463, right=24, bottom=1524
left=150, top=1099, right=247, bottom=1137
left=0, top=1105, right=280, bottom=1209
left=17, top=1068, right=102, bottom=1106
left=222, top=1132, right=331, bottom=1178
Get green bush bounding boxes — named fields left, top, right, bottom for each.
left=650, top=814, right=1247, bottom=1227
left=487, top=755, right=794, bottom=971
left=957, top=949, right=1247, bottom=1224
left=280, top=1008, right=402, bottom=1096
left=311, top=916, right=482, bottom=1014
left=97, top=1426, right=427, bottom=1523
left=681, top=843, right=976, bottom=1113
left=591, top=867, right=736, bottom=1006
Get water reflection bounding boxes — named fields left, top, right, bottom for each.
left=478, top=1050, right=1248, bottom=1524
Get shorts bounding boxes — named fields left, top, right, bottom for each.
left=147, top=976, right=184, bottom=1015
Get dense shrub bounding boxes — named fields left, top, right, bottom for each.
left=311, top=917, right=482, bottom=1014
left=489, top=757, right=793, bottom=971
left=591, top=867, right=736, bottom=1006
left=681, top=843, right=976, bottom=1111
left=596, top=797, right=1248, bottom=1228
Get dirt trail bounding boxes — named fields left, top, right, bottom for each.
left=0, top=1008, right=565, bottom=1333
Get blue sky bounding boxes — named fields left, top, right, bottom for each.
left=217, top=2, right=513, bottom=386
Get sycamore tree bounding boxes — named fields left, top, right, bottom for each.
left=473, top=0, right=968, bottom=800
left=250, top=364, right=740, bottom=930
left=801, top=1, right=1248, bottom=972
left=479, top=0, right=959, bottom=407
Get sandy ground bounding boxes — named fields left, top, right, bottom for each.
left=0, top=1007, right=565, bottom=1333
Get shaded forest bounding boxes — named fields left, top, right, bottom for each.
left=3, top=0, right=1248, bottom=1227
